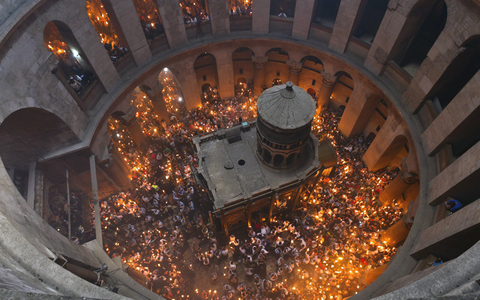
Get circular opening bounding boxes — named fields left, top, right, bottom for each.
left=238, top=159, right=245, bottom=166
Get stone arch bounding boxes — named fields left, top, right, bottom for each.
left=265, top=47, right=290, bottom=60
left=273, top=154, right=284, bottom=168
left=194, top=52, right=220, bottom=101
left=0, top=108, right=81, bottom=169
left=44, top=20, right=98, bottom=101
left=265, top=48, right=289, bottom=88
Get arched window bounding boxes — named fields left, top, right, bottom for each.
left=233, top=47, right=255, bottom=97
left=286, top=153, right=296, bottom=166
left=44, top=21, right=99, bottom=108
left=158, top=68, right=186, bottom=116
left=132, top=0, right=168, bottom=51
left=86, top=0, right=131, bottom=69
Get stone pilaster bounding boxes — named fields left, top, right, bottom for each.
left=157, top=0, right=188, bottom=49
left=252, top=55, right=268, bottom=97
left=208, top=0, right=230, bottom=36
left=291, top=0, right=316, bottom=40
left=286, top=60, right=303, bottom=86
left=328, top=0, right=367, bottom=54
left=108, top=0, right=152, bottom=66
left=316, top=70, right=337, bottom=113
left=252, top=0, right=270, bottom=34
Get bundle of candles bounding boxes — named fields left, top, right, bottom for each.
left=101, top=94, right=402, bottom=299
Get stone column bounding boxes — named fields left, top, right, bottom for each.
left=71, top=13, right=120, bottom=92
left=379, top=158, right=419, bottom=205
left=286, top=60, right=303, bottom=86
left=316, top=70, right=337, bottom=113
left=380, top=213, right=412, bottom=247
left=211, top=49, right=235, bottom=98
left=208, top=0, right=230, bottom=36
left=252, top=56, right=268, bottom=97
left=141, top=83, right=170, bottom=123
left=291, top=0, right=316, bottom=40
left=101, top=144, right=131, bottom=190
left=106, top=0, right=152, bottom=66
left=89, top=155, right=103, bottom=247
left=120, top=108, right=148, bottom=149
left=27, top=162, right=36, bottom=210
left=175, top=62, right=202, bottom=110
left=252, top=0, right=270, bottom=34
left=328, top=0, right=368, bottom=54
left=338, top=81, right=381, bottom=137
left=157, top=0, right=188, bottom=49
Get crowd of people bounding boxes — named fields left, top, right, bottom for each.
left=94, top=83, right=406, bottom=300
left=181, top=1, right=210, bottom=26
left=229, top=1, right=253, bottom=16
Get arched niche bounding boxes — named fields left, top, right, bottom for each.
left=265, top=48, right=289, bottom=88
left=232, top=47, right=255, bottom=97
left=0, top=108, right=81, bottom=170
left=86, top=0, right=131, bottom=70
left=299, top=55, right=324, bottom=95
left=195, top=53, right=220, bottom=102
left=44, top=20, right=99, bottom=108
left=331, top=71, right=354, bottom=108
